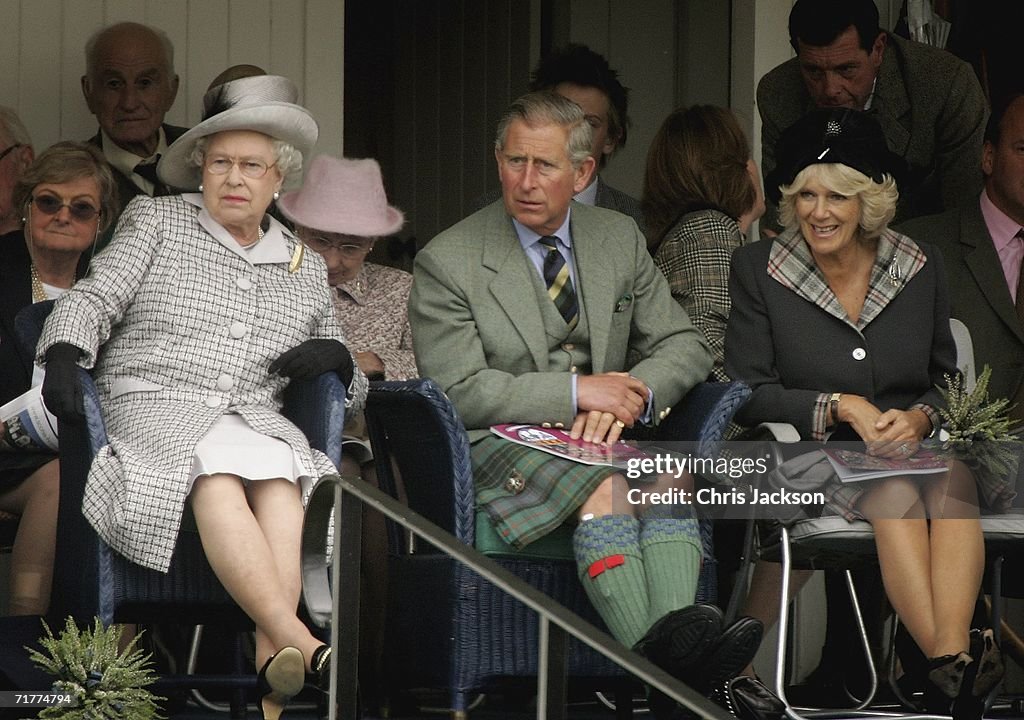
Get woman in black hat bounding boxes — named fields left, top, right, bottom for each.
left=725, top=109, right=1003, bottom=717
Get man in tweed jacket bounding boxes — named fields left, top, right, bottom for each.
left=412, top=93, right=763, bottom=715
left=758, top=0, right=987, bottom=233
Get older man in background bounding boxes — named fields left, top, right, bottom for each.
left=0, top=108, right=34, bottom=236
left=82, top=21, right=185, bottom=220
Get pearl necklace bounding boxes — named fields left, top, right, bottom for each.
left=239, top=225, right=265, bottom=248
left=30, top=264, right=47, bottom=303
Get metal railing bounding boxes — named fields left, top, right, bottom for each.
left=300, top=473, right=733, bottom=720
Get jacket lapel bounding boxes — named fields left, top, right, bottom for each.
left=961, top=202, right=1024, bottom=344
left=483, top=213, right=549, bottom=370
left=571, top=204, right=615, bottom=372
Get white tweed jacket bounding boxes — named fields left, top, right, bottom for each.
left=38, top=194, right=368, bottom=572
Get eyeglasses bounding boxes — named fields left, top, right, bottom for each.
left=31, top=194, right=101, bottom=223
left=0, top=144, right=22, bottom=162
left=302, top=233, right=374, bottom=259
left=205, top=155, right=277, bottom=179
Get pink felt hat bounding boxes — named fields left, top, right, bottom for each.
left=278, top=156, right=404, bottom=237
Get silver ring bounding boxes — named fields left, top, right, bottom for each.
left=899, top=443, right=911, bottom=454
left=615, top=420, right=626, bottom=429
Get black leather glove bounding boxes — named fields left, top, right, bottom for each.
left=41, top=342, right=86, bottom=423
left=269, top=339, right=355, bottom=386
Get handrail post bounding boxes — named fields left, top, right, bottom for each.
left=302, top=474, right=734, bottom=720
left=537, top=616, right=568, bottom=720
left=333, top=480, right=363, bottom=720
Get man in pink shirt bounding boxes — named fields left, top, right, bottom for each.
left=898, top=93, right=1024, bottom=421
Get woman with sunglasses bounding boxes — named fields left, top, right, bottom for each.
left=35, top=76, right=368, bottom=720
left=0, top=141, right=117, bottom=616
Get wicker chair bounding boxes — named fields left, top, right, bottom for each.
left=364, top=377, right=750, bottom=718
left=14, top=300, right=345, bottom=711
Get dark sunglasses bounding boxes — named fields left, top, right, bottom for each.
left=31, top=194, right=101, bottom=223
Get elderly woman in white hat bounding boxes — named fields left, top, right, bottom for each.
left=36, top=75, right=366, bottom=720
left=279, top=155, right=411, bottom=712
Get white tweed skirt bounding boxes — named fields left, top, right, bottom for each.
left=188, top=413, right=312, bottom=489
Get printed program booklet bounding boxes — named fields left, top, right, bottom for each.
left=823, top=447, right=948, bottom=483
left=0, top=384, right=59, bottom=452
left=490, top=423, right=649, bottom=468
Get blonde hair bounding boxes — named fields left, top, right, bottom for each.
left=778, top=163, right=898, bottom=239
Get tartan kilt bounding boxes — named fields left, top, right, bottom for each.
left=472, top=435, right=634, bottom=549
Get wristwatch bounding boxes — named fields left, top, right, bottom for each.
left=829, top=392, right=842, bottom=428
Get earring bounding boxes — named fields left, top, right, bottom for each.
left=198, top=184, right=204, bottom=192
left=273, top=191, right=280, bottom=200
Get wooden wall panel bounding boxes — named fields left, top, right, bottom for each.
left=18, top=0, right=62, bottom=148
left=413, top=2, right=441, bottom=239
left=105, top=0, right=147, bottom=23
left=305, top=0, right=344, bottom=164
left=185, top=2, right=230, bottom=124
left=437, top=0, right=466, bottom=229
left=461, top=0, right=491, bottom=208
left=269, top=0, right=306, bottom=112
left=144, top=1, right=189, bottom=127
left=0, top=0, right=21, bottom=115
left=228, top=0, right=273, bottom=72
left=62, top=0, right=105, bottom=141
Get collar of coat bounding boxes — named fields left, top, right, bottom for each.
left=767, top=224, right=927, bottom=330
left=183, top=193, right=295, bottom=265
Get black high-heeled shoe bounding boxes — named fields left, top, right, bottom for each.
left=257, top=646, right=305, bottom=720
left=970, top=628, right=1004, bottom=698
left=310, top=644, right=333, bottom=693
left=927, top=651, right=972, bottom=700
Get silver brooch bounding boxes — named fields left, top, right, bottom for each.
left=887, top=256, right=902, bottom=286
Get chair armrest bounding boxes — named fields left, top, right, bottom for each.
left=51, top=367, right=108, bottom=620
left=14, top=299, right=55, bottom=358
left=365, top=379, right=476, bottom=545
left=655, top=381, right=751, bottom=449
left=282, top=372, right=346, bottom=467
left=757, top=422, right=801, bottom=444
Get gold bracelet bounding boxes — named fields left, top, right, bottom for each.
left=829, top=392, right=842, bottom=428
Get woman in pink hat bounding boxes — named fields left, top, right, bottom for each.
left=280, top=155, right=413, bottom=387
left=279, top=154, right=413, bottom=712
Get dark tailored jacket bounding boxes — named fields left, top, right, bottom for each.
left=0, top=231, right=35, bottom=406
left=0, top=232, right=90, bottom=404
left=725, top=229, right=956, bottom=438
left=897, top=199, right=1024, bottom=407
left=757, top=33, right=987, bottom=231
left=594, top=176, right=645, bottom=233
left=87, top=124, right=189, bottom=230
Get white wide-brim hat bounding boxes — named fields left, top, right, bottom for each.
left=278, top=156, right=404, bottom=237
left=158, top=74, right=318, bottom=191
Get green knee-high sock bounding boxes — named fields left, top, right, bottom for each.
left=572, top=514, right=649, bottom=648
left=640, top=505, right=702, bottom=625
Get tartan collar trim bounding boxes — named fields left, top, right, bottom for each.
left=767, top=226, right=927, bottom=328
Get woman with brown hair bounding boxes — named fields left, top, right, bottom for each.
left=643, top=105, right=764, bottom=380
